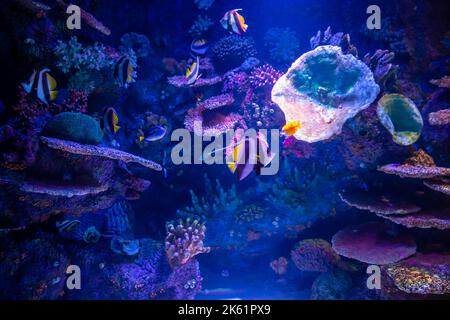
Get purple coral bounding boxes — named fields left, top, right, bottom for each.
left=165, top=216, right=210, bottom=268
left=248, top=64, right=282, bottom=90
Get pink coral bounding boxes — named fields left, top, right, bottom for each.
left=282, top=136, right=315, bottom=159
left=248, top=64, right=282, bottom=90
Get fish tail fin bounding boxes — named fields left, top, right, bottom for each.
left=113, top=124, right=121, bottom=134
left=21, top=82, right=32, bottom=93
left=139, top=135, right=145, bottom=142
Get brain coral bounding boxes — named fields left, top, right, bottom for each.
left=42, top=112, right=103, bottom=144
left=272, top=45, right=379, bottom=143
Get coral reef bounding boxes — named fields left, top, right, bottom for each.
left=428, top=109, right=450, bottom=126
left=385, top=253, right=450, bottom=295
left=311, top=270, right=352, bottom=300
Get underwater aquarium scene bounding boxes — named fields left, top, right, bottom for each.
left=0, top=0, right=450, bottom=306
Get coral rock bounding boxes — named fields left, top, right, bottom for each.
left=272, top=46, right=379, bottom=143
left=291, top=239, right=340, bottom=272
left=377, top=208, right=450, bottom=230
left=428, top=109, right=450, bottom=126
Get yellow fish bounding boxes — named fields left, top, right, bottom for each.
left=282, top=121, right=301, bottom=136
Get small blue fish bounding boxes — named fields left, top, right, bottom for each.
left=22, top=68, right=58, bottom=104
left=190, top=38, right=209, bottom=58
left=139, top=126, right=167, bottom=142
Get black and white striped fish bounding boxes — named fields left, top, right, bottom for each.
left=220, top=9, right=248, bottom=35
left=22, top=68, right=58, bottom=104
left=185, top=56, right=201, bottom=86
left=114, top=56, right=133, bottom=87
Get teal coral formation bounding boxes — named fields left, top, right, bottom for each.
left=119, top=32, right=152, bottom=58
left=42, top=112, right=103, bottom=144
left=54, top=37, right=120, bottom=92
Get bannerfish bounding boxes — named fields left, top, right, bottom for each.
left=190, top=38, right=209, bottom=58
left=227, top=132, right=275, bottom=181
left=56, top=220, right=81, bottom=233
left=22, top=68, right=58, bottom=104
left=220, top=9, right=248, bottom=35
left=139, top=125, right=167, bottom=142
left=100, top=107, right=120, bottom=134
left=186, top=56, right=201, bottom=85
left=114, top=56, right=133, bottom=87
left=282, top=120, right=301, bottom=136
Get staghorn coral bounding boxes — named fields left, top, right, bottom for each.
left=264, top=27, right=300, bottom=64
left=310, top=26, right=358, bottom=56
left=178, top=173, right=242, bottom=218
left=363, top=49, right=398, bottom=89
left=291, top=239, right=340, bottom=272
left=165, top=216, right=210, bottom=268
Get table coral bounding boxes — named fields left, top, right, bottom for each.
left=332, top=222, right=417, bottom=265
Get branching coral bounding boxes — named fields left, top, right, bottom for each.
left=54, top=37, right=125, bottom=92
left=310, top=26, right=358, bottom=56
left=165, top=216, right=210, bottom=268
left=248, top=64, right=283, bottom=90
left=189, top=15, right=213, bottom=37
left=177, top=173, right=242, bottom=218
left=264, top=27, right=300, bottom=64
